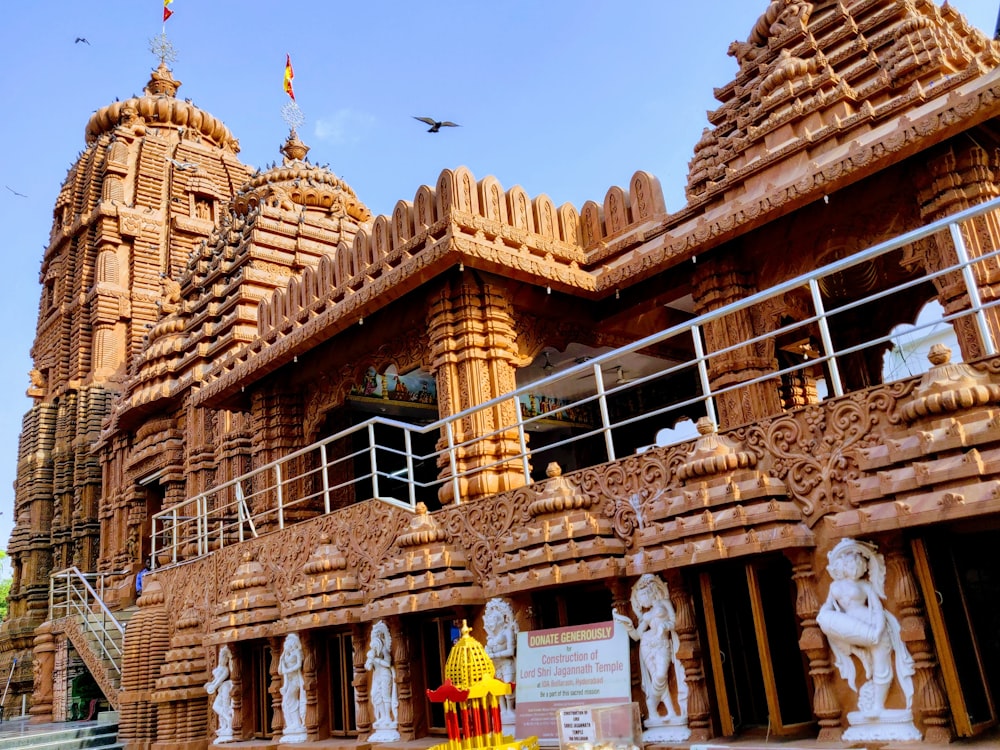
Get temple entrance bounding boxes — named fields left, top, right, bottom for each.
left=695, top=556, right=813, bottom=738
left=245, top=641, right=274, bottom=739
left=414, top=614, right=461, bottom=734
left=316, top=629, right=357, bottom=738
left=912, top=529, right=1000, bottom=737
left=139, top=480, right=164, bottom=566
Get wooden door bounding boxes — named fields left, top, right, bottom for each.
left=698, top=556, right=813, bottom=737
left=912, top=534, right=999, bottom=737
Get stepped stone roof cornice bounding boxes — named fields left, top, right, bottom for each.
left=85, top=62, right=239, bottom=152
left=234, top=131, right=371, bottom=223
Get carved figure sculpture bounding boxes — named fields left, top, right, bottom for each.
left=365, top=620, right=399, bottom=742
left=279, top=633, right=307, bottom=743
left=205, top=644, right=235, bottom=743
left=817, top=538, right=920, bottom=741
left=613, top=574, right=689, bottom=741
left=483, top=598, right=518, bottom=722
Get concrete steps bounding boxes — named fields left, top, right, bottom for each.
left=0, top=719, right=121, bottom=750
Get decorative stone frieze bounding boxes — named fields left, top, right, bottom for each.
left=280, top=533, right=363, bottom=632
left=839, top=347, right=1000, bottom=534
left=490, top=462, right=627, bottom=595
left=210, top=552, right=280, bottom=643
left=628, top=417, right=812, bottom=573
left=362, top=503, right=482, bottom=619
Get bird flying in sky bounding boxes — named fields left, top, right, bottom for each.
left=75, top=37, right=90, bottom=45
left=413, top=116, right=460, bottom=133
left=5, top=186, right=27, bottom=198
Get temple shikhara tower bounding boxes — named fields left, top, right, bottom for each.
left=3, top=2, right=1000, bottom=748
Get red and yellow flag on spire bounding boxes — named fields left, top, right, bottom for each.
left=163, top=0, right=174, bottom=22
left=283, top=54, right=296, bottom=102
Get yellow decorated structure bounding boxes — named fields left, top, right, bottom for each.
left=427, top=622, right=539, bottom=750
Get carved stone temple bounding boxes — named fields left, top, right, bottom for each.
left=4, top=2, right=1000, bottom=747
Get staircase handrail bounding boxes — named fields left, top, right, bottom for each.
left=49, top=566, right=127, bottom=681
left=49, top=566, right=126, bottom=635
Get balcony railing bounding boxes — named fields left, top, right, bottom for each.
left=151, top=196, right=1000, bottom=568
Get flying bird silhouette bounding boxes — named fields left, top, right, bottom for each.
left=413, top=116, right=460, bottom=133
left=75, top=37, right=90, bottom=45
left=166, top=158, right=198, bottom=171
left=5, top=186, right=27, bottom=198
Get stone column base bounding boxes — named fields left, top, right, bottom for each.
left=843, top=709, right=921, bottom=742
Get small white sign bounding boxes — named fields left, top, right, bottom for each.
left=558, top=708, right=596, bottom=744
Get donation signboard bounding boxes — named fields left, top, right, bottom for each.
left=514, top=620, right=630, bottom=743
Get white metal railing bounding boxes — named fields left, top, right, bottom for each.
left=152, top=196, right=1000, bottom=568
left=49, top=567, right=125, bottom=677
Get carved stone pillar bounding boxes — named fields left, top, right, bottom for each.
left=786, top=549, right=842, bottom=741
left=427, top=275, right=526, bottom=503
left=229, top=646, right=244, bottom=741
left=300, top=630, right=319, bottom=741
left=608, top=577, right=629, bottom=621
left=691, top=255, right=783, bottom=428
left=352, top=624, right=371, bottom=736
left=389, top=618, right=414, bottom=740
left=52, top=634, right=68, bottom=722
left=608, top=578, right=638, bottom=709
left=250, top=390, right=311, bottom=530
left=268, top=636, right=284, bottom=739
left=29, top=623, right=54, bottom=723
left=667, top=573, right=711, bottom=741
left=884, top=540, right=952, bottom=744
left=915, top=143, right=1000, bottom=361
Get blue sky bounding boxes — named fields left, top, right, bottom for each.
left=0, top=0, right=995, bottom=551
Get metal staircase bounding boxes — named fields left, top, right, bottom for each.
left=49, top=568, right=134, bottom=710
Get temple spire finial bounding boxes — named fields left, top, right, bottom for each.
left=149, top=32, right=177, bottom=68
left=280, top=129, right=310, bottom=163
left=146, top=33, right=181, bottom=97
left=280, top=101, right=305, bottom=161
left=279, top=54, right=307, bottom=163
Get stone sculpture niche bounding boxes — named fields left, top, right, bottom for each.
left=205, top=644, right=235, bottom=743
left=612, top=573, right=690, bottom=742
left=279, top=632, right=308, bottom=743
left=816, top=538, right=921, bottom=742
left=365, top=620, right=400, bottom=742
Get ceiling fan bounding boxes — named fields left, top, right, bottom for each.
left=570, top=362, right=633, bottom=384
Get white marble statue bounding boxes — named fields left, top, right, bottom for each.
left=279, top=633, right=308, bottom=743
left=483, top=598, right=518, bottom=725
left=205, top=644, right=235, bottom=743
left=613, top=573, right=690, bottom=742
left=365, top=620, right=400, bottom=742
left=816, top=538, right=921, bottom=742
